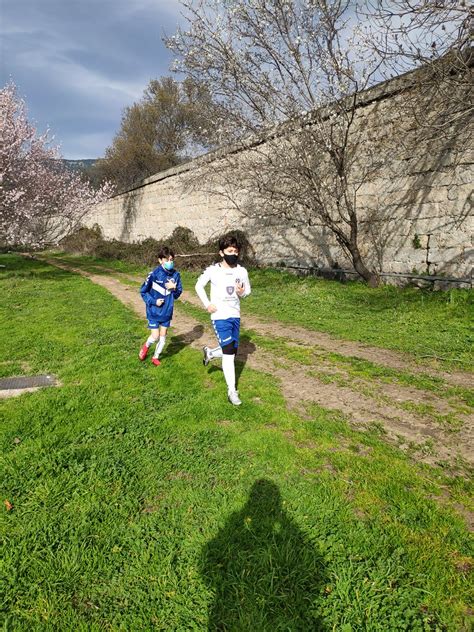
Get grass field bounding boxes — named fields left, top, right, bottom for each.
left=1, top=253, right=473, bottom=631
left=186, top=268, right=473, bottom=372
left=46, top=253, right=474, bottom=372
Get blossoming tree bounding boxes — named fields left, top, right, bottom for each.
left=0, top=82, right=112, bottom=248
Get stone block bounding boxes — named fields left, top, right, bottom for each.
left=426, top=247, right=460, bottom=262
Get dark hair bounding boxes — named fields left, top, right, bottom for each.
left=218, top=234, right=241, bottom=252
left=158, top=246, right=175, bottom=259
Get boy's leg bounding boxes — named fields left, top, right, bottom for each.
left=222, top=344, right=241, bottom=405
left=203, top=345, right=223, bottom=364
left=214, top=318, right=241, bottom=405
left=221, top=347, right=236, bottom=390
left=153, top=325, right=168, bottom=358
left=151, top=323, right=170, bottom=365
left=139, top=326, right=159, bottom=360
left=203, top=320, right=224, bottom=365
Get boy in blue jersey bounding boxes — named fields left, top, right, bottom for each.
left=195, top=234, right=251, bottom=405
left=139, top=246, right=183, bottom=366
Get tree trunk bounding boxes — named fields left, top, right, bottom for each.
left=349, top=243, right=381, bottom=288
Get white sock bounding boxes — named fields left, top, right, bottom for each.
left=209, top=346, right=223, bottom=359
left=221, top=354, right=236, bottom=392
left=146, top=335, right=156, bottom=347
left=153, top=336, right=166, bottom=358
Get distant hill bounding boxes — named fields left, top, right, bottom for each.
left=61, top=159, right=98, bottom=173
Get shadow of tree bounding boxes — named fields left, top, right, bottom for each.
left=120, top=188, right=144, bottom=241
left=201, top=479, right=327, bottom=631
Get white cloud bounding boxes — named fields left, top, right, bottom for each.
left=116, top=0, right=184, bottom=18
left=16, top=48, right=144, bottom=106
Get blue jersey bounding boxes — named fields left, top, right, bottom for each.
left=140, top=266, right=182, bottom=325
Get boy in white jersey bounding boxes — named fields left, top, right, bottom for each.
left=195, top=234, right=251, bottom=406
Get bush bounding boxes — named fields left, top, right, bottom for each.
left=60, top=226, right=256, bottom=270
left=168, top=226, right=200, bottom=253
left=59, top=224, right=103, bottom=254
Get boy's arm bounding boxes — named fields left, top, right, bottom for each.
left=173, top=273, right=183, bottom=300
left=195, top=268, right=212, bottom=308
left=140, top=272, right=159, bottom=307
left=239, top=269, right=251, bottom=298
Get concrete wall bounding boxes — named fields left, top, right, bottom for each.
left=85, top=68, right=473, bottom=280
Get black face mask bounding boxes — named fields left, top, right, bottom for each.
left=223, top=253, right=239, bottom=266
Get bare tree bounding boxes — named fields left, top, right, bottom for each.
left=167, top=0, right=397, bottom=285
left=354, top=2, right=473, bottom=276
left=167, top=1, right=472, bottom=285
left=358, top=1, right=473, bottom=133
left=359, top=2, right=472, bottom=72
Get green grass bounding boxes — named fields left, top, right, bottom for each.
left=2, top=254, right=472, bottom=630
left=45, top=251, right=149, bottom=277
left=179, top=268, right=473, bottom=372
left=254, top=333, right=474, bottom=410
left=173, top=297, right=474, bottom=419
left=44, top=254, right=473, bottom=372
left=194, top=267, right=473, bottom=372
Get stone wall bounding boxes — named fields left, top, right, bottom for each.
left=85, top=67, right=473, bottom=280
left=85, top=163, right=237, bottom=245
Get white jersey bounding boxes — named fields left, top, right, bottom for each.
left=195, top=263, right=251, bottom=320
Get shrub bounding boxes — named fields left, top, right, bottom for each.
left=59, top=224, right=103, bottom=255
left=60, top=226, right=256, bottom=270
left=168, top=226, right=200, bottom=253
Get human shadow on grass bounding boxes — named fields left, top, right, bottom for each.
left=201, top=479, right=327, bottom=631
left=206, top=333, right=256, bottom=388
left=165, top=325, right=205, bottom=358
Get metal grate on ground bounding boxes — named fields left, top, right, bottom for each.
left=0, top=375, right=57, bottom=390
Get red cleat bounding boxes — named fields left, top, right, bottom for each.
left=139, top=344, right=149, bottom=361
left=151, top=357, right=161, bottom=366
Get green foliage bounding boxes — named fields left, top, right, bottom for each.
left=91, top=76, right=219, bottom=191
left=168, top=226, right=200, bottom=252
left=0, top=254, right=473, bottom=630
left=59, top=224, right=103, bottom=254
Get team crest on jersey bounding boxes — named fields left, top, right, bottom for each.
left=226, top=286, right=234, bottom=295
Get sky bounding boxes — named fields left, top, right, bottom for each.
left=1, top=0, right=185, bottom=159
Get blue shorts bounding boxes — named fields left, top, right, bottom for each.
left=212, top=318, right=240, bottom=348
left=148, top=318, right=171, bottom=329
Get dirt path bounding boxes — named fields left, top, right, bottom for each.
left=180, top=290, right=472, bottom=389
left=33, top=255, right=474, bottom=471
left=47, top=260, right=472, bottom=389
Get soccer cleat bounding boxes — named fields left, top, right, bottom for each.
left=228, top=390, right=242, bottom=406
left=139, top=344, right=149, bottom=361
left=202, top=346, right=211, bottom=366
left=151, top=357, right=161, bottom=366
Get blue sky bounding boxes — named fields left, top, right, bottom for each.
left=1, top=0, right=185, bottom=158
